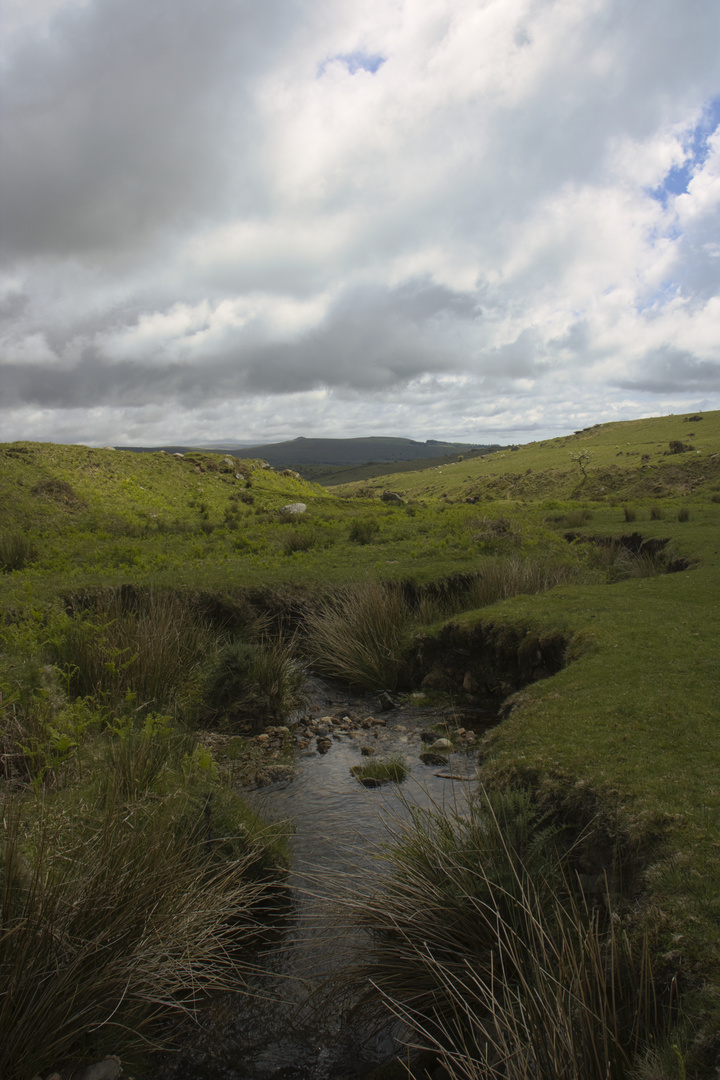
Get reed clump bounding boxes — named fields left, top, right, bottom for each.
left=0, top=531, right=38, bottom=572
left=201, top=636, right=306, bottom=729
left=466, top=556, right=578, bottom=607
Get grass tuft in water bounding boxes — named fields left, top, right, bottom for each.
left=350, top=756, right=408, bottom=787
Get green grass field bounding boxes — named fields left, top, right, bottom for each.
left=1, top=409, right=719, bottom=1076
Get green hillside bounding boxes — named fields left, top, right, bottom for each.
left=1, top=410, right=720, bottom=1076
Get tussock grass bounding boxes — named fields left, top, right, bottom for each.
left=50, top=589, right=212, bottom=712
left=201, top=636, right=306, bottom=729
left=282, top=529, right=317, bottom=554
left=304, top=581, right=413, bottom=690
left=588, top=542, right=662, bottom=582
left=0, top=531, right=38, bottom=572
left=0, top=783, right=284, bottom=1078
left=348, top=518, right=380, bottom=544
left=351, top=789, right=665, bottom=1080
left=467, top=556, right=578, bottom=608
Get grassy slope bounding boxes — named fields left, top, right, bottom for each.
left=334, top=410, right=720, bottom=502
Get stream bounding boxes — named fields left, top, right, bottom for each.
left=164, top=680, right=494, bottom=1080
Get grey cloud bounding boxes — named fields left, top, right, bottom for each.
left=0, top=279, right=484, bottom=408
left=0, top=0, right=296, bottom=259
left=479, top=329, right=543, bottom=379
left=616, top=347, right=720, bottom=392
left=548, top=321, right=591, bottom=355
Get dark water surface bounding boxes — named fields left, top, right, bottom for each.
left=166, top=682, right=483, bottom=1080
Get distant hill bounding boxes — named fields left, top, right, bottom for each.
left=117, top=436, right=491, bottom=464
left=116, top=436, right=501, bottom=482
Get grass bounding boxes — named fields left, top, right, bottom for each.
left=0, top=531, right=38, bottom=572
left=350, top=789, right=667, bottom=1079
left=201, top=635, right=307, bottom=730
left=0, top=762, right=287, bottom=1077
left=1, top=413, right=720, bottom=1074
left=48, top=588, right=213, bottom=713
left=304, top=580, right=414, bottom=690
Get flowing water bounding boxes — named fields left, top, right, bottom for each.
left=165, top=680, right=494, bottom=1080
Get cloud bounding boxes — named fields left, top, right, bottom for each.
left=1, top=0, right=719, bottom=444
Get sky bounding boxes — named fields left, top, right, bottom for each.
left=1, top=0, right=719, bottom=448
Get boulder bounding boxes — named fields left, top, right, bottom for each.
left=280, top=503, right=307, bottom=515
left=381, top=490, right=405, bottom=504
left=427, top=738, right=453, bottom=751
left=73, top=1058, right=122, bottom=1080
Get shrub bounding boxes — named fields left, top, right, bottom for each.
left=677, top=506, right=690, bottom=522
left=0, top=531, right=38, bottom=572
left=304, top=581, right=413, bottom=690
left=623, top=506, right=637, bottom=523
left=649, top=506, right=664, bottom=520
left=350, top=789, right=663, bottom=1080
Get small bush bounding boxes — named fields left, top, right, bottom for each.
left=0, top=532, right=38, bottom=572
left=711, top=494, right=720, bottom=504
left=623, top=506, right=637, bottom=523
left=677, top=506, right=690, bottom=522
left=350, top=756, right=408, bottom=787
left=349, top=518, right=380, bottom=545
left=668, top=441, right=694, bottom=454
left=649, top=505, right=664, bottom=520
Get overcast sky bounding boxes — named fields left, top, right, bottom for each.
left=1, top=0, right=719, bottom=447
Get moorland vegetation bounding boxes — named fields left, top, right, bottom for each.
left=0, top=411, right=719, bottom=1078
